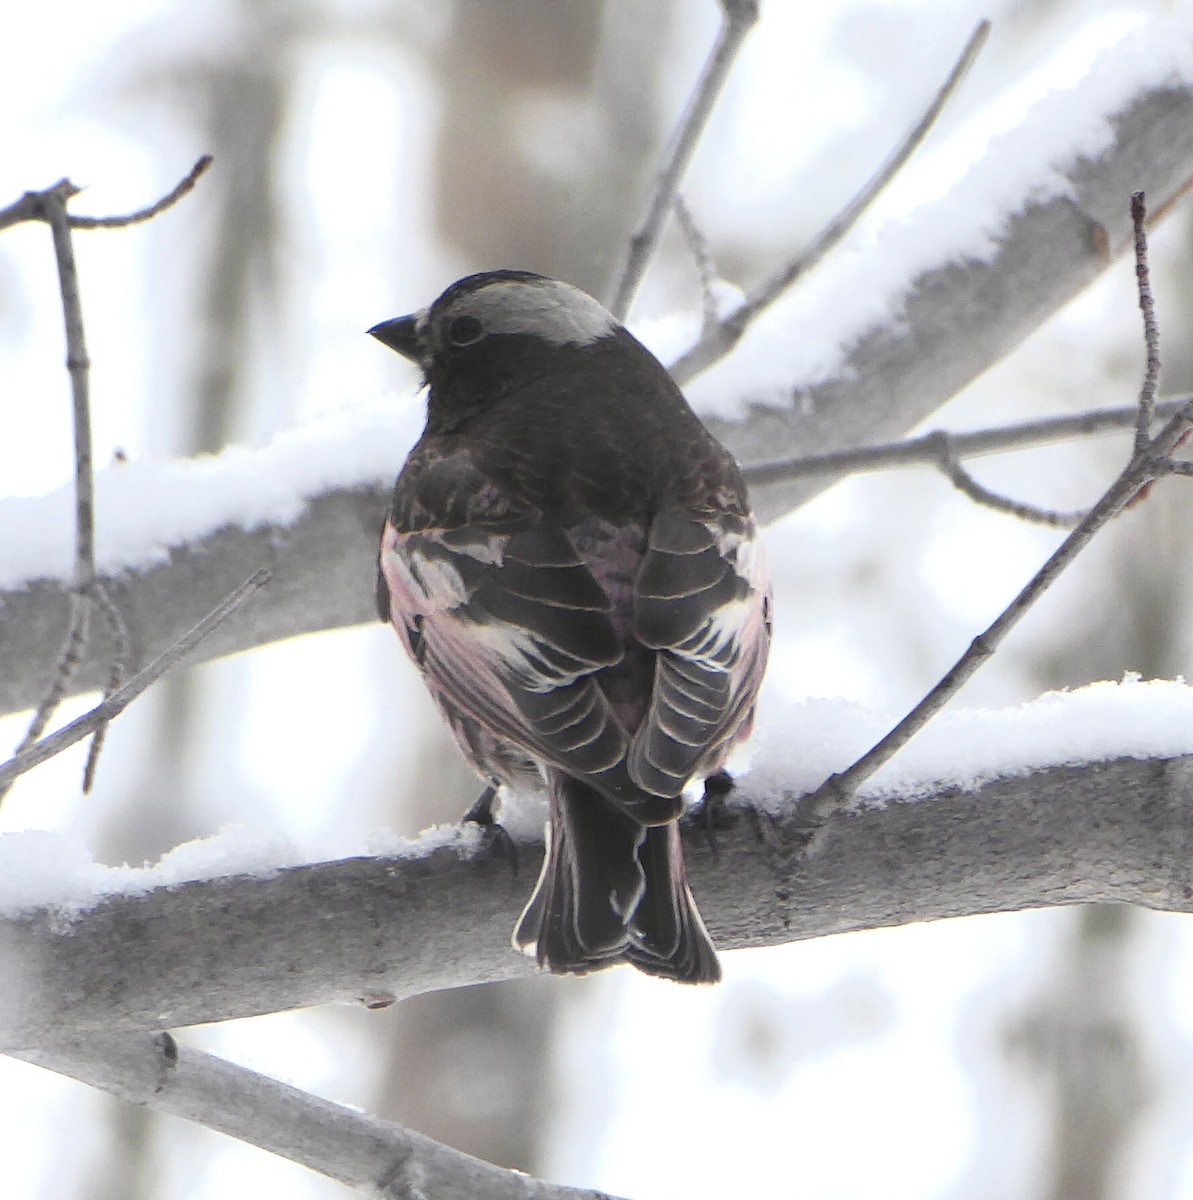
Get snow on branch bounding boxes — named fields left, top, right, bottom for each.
left=699, top=73, right=1193, bottom=521
left=4, top=24, right=1193, bottom=723
left=5, top=719, right=1193, bottom=1046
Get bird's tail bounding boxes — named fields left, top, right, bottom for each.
left=513, top=774, right=721, bottom=984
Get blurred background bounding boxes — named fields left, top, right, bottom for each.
left=4, top=1, right=1193, bottom=1197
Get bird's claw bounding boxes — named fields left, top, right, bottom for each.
left=462, top=783, right=520, bottom=880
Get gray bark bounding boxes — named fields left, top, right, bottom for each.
left=4, top=752, right=1192, bottom=1051
left=4, top=79, right=1193, bottom=718
left=18, top=1033, right=622, bottom=1200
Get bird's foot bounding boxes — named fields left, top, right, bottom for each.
left=699, top=769, right=737, bottom=861
left=462, top=783, right=520, bottom=879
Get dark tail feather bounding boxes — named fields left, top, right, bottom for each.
left=513, top=775, right=721, bottom=984
left=513, top=775, right=645, bottom=974
left=626, top=823, right=721, bottom=984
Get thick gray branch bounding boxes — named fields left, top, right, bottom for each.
left=706, top=81, right=1193, bottom=522
left=3, top=81, right=1193, bottom=718
left=4, top=753, right=1193, bottom=1051
left=18, top=1033, right=622, bottom=1200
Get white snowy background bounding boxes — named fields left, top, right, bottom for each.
left=5, top=2, right=1193, bottom=1198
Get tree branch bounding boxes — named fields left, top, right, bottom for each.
left=0, top=570, right=270, bottom=793
left=5, top=66, right=1193, bottom=718
left=0, top=160, right=214, bottom=801
left=701, top=74, right=1193, bottom=522
left=667, top=18, right=990, bottom=386
left=739, top=397, right=1193, bottom=487
left=4, top=751, right=1193, bottom=1049
left=17, top=1032, right=624, bottom=1200
left=804, top=193, right=1180, bottom=818
left=609, top=0, right=758, bottom=321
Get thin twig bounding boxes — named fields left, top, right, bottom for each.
left=43, top=187, right=97, bottom=592
left=740, top=397, right=1193, bottom=487
left=930, top=433, right=1087, bottom=528
left=1132, top=191, right=1160, bottom=453
left=609, top=0, right=758, bottom=321
left=0, top=602, right=92, bottom=799
left=68, top=155, right=213, bottom=229
left=803, top=193, right=1185, bottom=824
left=669, top=19, right=990, bottom=385
left=0, top=157, right=213, bottom=233
left=83, top=582, right=131, bottom=793
left=0, top=161, right=214, bottom=804
left=0, top=184, right=99, bottom=805
left=0, top=571, right=270, bottom=795
left=673, top=194, right=720, bottom=335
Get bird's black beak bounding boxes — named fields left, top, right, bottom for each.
left=368, top=314, right=421, bottom=366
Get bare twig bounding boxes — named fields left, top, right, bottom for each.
left=1, top=182, right=99, bottom=804
left=69, top=155, right=213, bottom=229
left=0, top=161, right=214, bottom=803
left=609, top=0, right=758, bottom=321
left=1133, top=191, right=1161, bottom=453
left=0, top=570, right=270, bottom=795
left=83, top=585, right=132, bottom=793
left=0, top=157, right=213, bottom=233
left=673, top=194, right=721, bottom=335
left=803, top=193, right=1187, bottom=823
left=929, top=433, right=1087, bottom=528
left=5, top=603, right=92, bottom=771
left=669, top=19, right=990, bottom=385
left=740, top=397, right=1193, bottom=488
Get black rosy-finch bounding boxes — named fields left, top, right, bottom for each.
left=370, top=270, right=771, bottom=984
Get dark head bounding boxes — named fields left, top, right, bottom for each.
left=368, top=270, right=715, bottom=480
left=369, top=269, right=619, bottom=378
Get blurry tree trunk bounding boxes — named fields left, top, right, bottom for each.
left=1005, top=905, right=1150, bottom=1200
left=1007, top=230, right=1193, bottom=1193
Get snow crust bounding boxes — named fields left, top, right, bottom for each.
left=3, top=677, right=1191, bottom=917
left=0, top=824, right=298, bottom=918
left=746, top=675, right=1193, bottom=808
left=0, top=817, right=488, bottom=919
left=6, top=18, right=1193, bottom=594
left=0, top=397, right=423, bottom=590
left=676, top=12, right=1193, bottom=419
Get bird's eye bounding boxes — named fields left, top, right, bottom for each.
left=448, top=315, right=484, bottom=347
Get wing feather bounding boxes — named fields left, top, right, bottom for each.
left=380, top=465, right=632, bottom=788
left=630, top=510, right=770, bottom=797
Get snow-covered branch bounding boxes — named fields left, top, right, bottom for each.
left=700, top=71, right=1193, bottom=521
left=5, top=31, right=1193, bottom=720
left=4, top=747, right=1193, bottom=1050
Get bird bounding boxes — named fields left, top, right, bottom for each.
left=370, top=270, right=771, bottom=984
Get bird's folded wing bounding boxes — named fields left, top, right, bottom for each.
left=380, top=509, right=631, bottom=780
left=630, top=509, right=771, bottom=797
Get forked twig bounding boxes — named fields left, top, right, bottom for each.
left=669, top=19, right=990, bottom=385
left=0, top=158, right=214, bottom=804
left=740, top=397, right=1193, bottom=488
left=0, top=570, right=270, bottom=794
left=0, top=156, right=212, bottom=233
left=803, top=193, right=1183, bottom=825
left=610, top=0, right=758, bottom=321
